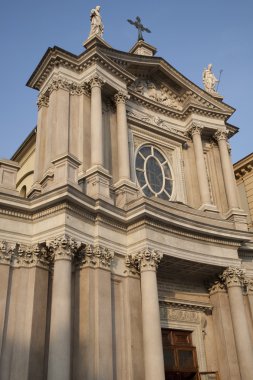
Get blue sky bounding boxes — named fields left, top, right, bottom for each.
left=0, top=0, right=252, bottom=162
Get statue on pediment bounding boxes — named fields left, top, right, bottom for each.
left=202, top=64, right=218, bottom=93
left=89, top=5, right=104, bottom=38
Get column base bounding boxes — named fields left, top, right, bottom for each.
left=199, top=203, right=219, bottom=213
left=84, top=165, right=113, bottom=204
left=114, top=179, right=139, bottom=208
left=225, top=208, right=248, bottom=231
left=50, top=154, right=82, bottom=191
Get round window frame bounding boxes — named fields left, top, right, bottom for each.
left=135, top=144, right=174, bottom=200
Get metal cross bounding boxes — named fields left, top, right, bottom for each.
left=127, top=16, right=151, bottom=41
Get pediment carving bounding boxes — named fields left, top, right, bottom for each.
left=129, top=79, right=182, bottom=110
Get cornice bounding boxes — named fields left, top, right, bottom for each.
left=159, top=298, right=213, bottom=313
left=26, top=46, right=136, bottom=91
left=0, top=185, right=252, bottom=247
left=234, top=153, right=253, bottom=180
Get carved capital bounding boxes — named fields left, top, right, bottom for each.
left=48, top=235, right=83, bottom=262
left=11, top=243, right=52, bottom=268
left=245, top=278, right=253, bottom=294
left=0, top=241, right=12, bottom=264
left=75, top=244, right=114, bottom=269
left=126, top=248, right=163, bottom=273
left=47, top=77, right=71, bottom=94
left=69, top=82, right=91, bottom=96
left=114, top=91, right=130, bottom=105
left=188, top=123, right=203, bottom=137
left=37, top=93, right=49, bottom=109
left=214, top=129, right=229, bottom=142
left=88, top=74, right=104, bottom=89
left=220, top=266, right=245, bottom=288
left=209, top=280, right=226, bottom=295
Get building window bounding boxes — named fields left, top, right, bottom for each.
left=135, top=145, right=173, bottom=200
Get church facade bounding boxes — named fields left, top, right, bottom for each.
left=1, top=18, right=253, bottom=380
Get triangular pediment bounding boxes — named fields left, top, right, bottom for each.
left=100, top=46, right=235, bottom=121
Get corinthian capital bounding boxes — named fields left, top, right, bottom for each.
left=0, top=241, right=12, bottom=264
left=214, top=129, right=229, bottom=142
left=220, top=266, right=245, bottom=288
left=245, top=278, right=253, bottom=294
left=88, top=74, right=104, bottom=88
left=126, top=248, right=163, bottom=273
left=37, top=93, right=49, bottom=110
left=48, top=235, right=83, bottom=262
left=75, top=243, right=114, bottom=269
left=47, top=77, right=71, bottom=94
left=114, top=91, right=130, bottom=104
left=188, top=122, right=203, bottom=137
left=209, top=280, right=226, bottom=295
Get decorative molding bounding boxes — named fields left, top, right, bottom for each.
left=37, top=94, right=49, bottom=109
left=125, top=248, right=163, bottom=273
left=220, top=266, right=245, bottom=288
left=160, top=301, right=202, bottom=323
left=75, top=243, right=114, bottom=269
left=127, top=109, right=185, bottom=137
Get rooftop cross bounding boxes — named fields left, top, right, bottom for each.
left=127, top=16, right=151, bottom=41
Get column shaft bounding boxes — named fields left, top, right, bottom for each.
left=47, top=259, right=72, bottom=380
left=227, top=285, right=253, bottom=380
left=141, top=269, right=165, bottom=380
left=115, top=93, right=130, bottom=181
left=90, top=79, right=103, bottom=167
left=215, top=131, right=239, bottom=209
left=191, top=128, right=211, bottom=205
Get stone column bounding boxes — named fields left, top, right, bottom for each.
left=246, top=279, right=253, bottom=322
left=73, top=244, right=114, bottom=380
left=128, top=248, right=165, bottom=380
left=47, top=236, right=82, bottom=380
left=188, top=124, right=214, bottom=210
left=214, top=130, right=239, bottom=210
left=114, top=91, right=131, bottom=181
left=90, top=75, right=104, bottom=168
left=221, top=267, right=253, bottom=380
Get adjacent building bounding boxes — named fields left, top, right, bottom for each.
left=1, top=17, right=253, bottom=380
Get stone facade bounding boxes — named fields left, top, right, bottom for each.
left=1, top=31, right=253, bottom=380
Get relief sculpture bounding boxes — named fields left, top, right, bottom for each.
left=130, top=79, right=181, bottom=110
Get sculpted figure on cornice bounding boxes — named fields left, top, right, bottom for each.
left=89, top=6, right=104, bottom=38
left=202, top=64, right=219, bottom=94
left=130, top=79, right=181, bottom=110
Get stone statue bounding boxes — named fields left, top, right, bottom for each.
left=202, top=64, right=218, bottom=93
left=89, top=5, right=104, bottom=38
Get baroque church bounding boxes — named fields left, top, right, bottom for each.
left=1, top=7, right=253, bottom=380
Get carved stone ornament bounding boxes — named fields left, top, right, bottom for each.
left=37, top=93, right=49, bottom=109
left=127, top=109, right=185, bottom=137
left=209, top=280, right=226, bottom=295
left=220, top=266, right=245, bottom=288
left=245, top=278, right=253, bottom=294
left=75, top=243, right=114, bottom=269
left=214, top=129, right=229, bottom=142
left=0, top=241, right=12, bottom=263
left=129, top=79, right=182, bottom=110
left=160, top=304, right=200, bottom=323
left=69, top=82, right=90, bottom=96
left=114, top=91, right=130, bottom=104
left=47, top=235, right=84, bottom=261
left=88, top=74, right=104, bottom=88
left=125, top=248, right=163, bottom=273
left=47, top=77, right=71, bottom=94
left=188, top=123, right=203, bottom=137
